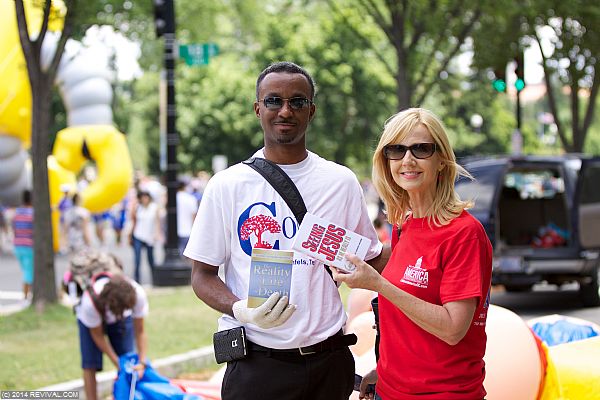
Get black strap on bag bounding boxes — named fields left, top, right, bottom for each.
left=243, top=157, right=307, bottom=224
left=243, top=157, right=334, bottom=281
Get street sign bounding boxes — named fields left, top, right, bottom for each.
left=179, top=43, right=219, bottom=66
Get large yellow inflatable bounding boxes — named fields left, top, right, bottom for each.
left=1, top=0, right=133, bottom=249
left=53, top=125, right=132, bottom=212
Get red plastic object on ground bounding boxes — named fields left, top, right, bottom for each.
left=171, top=380, right=221, bottom=400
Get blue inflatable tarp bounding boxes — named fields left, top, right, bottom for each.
left=530, top=317, right=599, bottom=347
left=114, top=352, right=202, bottom=400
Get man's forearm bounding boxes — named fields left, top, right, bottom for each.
left=368, top=244, right=391, bottom=273
left=191, top=261, right=239, bottom=316
left=134, top=318, right=147, bottom=363
left=89, top=326, right=119, bottom=367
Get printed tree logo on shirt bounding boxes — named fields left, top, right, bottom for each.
left=240, top=215, right=281, bottom=249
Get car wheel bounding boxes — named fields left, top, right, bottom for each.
left=580, top=266, right=600, bottom=307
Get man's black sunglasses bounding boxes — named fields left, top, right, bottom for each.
left=259, top=96, right=312, bottom=110
left=383, top=143, right=438, bottom=160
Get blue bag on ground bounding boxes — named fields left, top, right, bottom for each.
left=114, top=352, right=202, bottom=400
left=530, top=316, right=600, bottom=346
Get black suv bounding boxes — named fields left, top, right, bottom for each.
left=455, top=155, right=600, bottom=307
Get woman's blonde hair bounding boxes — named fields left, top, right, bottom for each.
left=372, top=108, right=473, bottom=227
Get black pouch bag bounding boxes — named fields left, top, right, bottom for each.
left=371, top=296, right=380, bottom=361
left=213, top=326, right=247, bottom=364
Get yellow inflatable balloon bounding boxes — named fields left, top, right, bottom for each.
left=0, top=0, right=65, bottom=145
left=52, top=125, right=133, bottom=213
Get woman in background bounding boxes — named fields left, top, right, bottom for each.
left=129, top=191, right=160, bottom=284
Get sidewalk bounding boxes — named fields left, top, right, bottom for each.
left=0, top=230, right=161, bottom=315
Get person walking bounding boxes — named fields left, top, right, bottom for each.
left=129, top=190, right=160, bottom=284
left=334, top=108, right=493, bottom=400
left=63, top=193, right=92, bottom=254
left=12, top=190, right=34, bottom=301
left=176, top=181, right=197, bottom=255
left=184, top=61, right=388, bottom=400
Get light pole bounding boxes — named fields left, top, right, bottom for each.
left=153, top=0, right=191, bottom=286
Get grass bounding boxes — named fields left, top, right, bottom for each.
left=0, top=287, right=221, bottom=390
left=0, top=284, right=354, bottom=389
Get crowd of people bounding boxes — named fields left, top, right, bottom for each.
left=0, top=170, right=210, bottom=300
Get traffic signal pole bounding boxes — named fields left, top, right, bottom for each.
left=512, top=51, right=525, bottom=154
left=516, top=87, right=522, bottom=131
left=153, top=0, right=191, bottom=286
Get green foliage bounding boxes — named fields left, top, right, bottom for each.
left=472, top=0, right=600, bottom=153
left=100, top=0, right=600, bottom=175
left=124, top=72, right=160, bottom=173
left=176, top=58, right=262, bottom=173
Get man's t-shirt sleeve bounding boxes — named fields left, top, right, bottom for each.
left=183, top=176, right=228, bottom=266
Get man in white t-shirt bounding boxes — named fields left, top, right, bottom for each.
left=76, top=271, right=149, bottom=400
left=176, top=181, right=198, bottom=255
left=184, top=61, right=389, bottom=400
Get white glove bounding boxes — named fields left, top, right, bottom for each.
left=232, top=292, right=296, bottom=329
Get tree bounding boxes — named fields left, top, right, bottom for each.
left=532, top=3, right=600, bottom=152
left=325, top=0, right=485, bottom=111
left=14, top=0, right=77, bottom=309
left=472, top=1, right=600, bottom=153
left=13, top=0, right=155, bottom=309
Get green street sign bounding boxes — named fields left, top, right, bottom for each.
left=179, top=43, right=220, bottom=66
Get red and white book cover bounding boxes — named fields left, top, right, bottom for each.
left=292, top=212, right=371, bottom=273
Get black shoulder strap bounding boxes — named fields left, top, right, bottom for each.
left=244, top=157, right=335, bottom=281
left=243, top=157, right=307, bottom=224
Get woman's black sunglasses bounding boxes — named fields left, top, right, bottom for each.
left=383, top=143, right=437, bottom=160
left=260, top=96, right=312, bottom=110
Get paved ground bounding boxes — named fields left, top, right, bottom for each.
left=0, top=227, right=164, bottom=314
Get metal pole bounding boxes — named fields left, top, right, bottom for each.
left=512, top=89, right=523, bottom=155
left=516, top=87, right=522, bottom=131
left=155, top=0, right=191, bottom=286
left=164, top=31, right=179, bottom=256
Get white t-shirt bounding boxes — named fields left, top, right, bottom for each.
left=76, top=277, right=149, bottom=328
left=176, top=191, right=198, bottom=238
left=133, top=202, right=159, bottom=245
left=184, top=150, right=382, bottom=349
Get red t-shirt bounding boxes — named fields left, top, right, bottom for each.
left=377, top=211, right=492, bottom=400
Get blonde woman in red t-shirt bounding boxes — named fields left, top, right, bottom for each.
left=333, top=108, right=493, bottom=400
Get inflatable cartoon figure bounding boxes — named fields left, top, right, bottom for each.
left=0, top=0, right=133, bottom=247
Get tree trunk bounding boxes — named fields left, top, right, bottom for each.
left=396, top=51, right=411, bottom=111
left=31, top=78, right=57, bottom=309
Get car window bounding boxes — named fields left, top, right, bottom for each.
left=503, top=169, right=564, bottom=199
left=456, top=163, right=504, bottom=213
